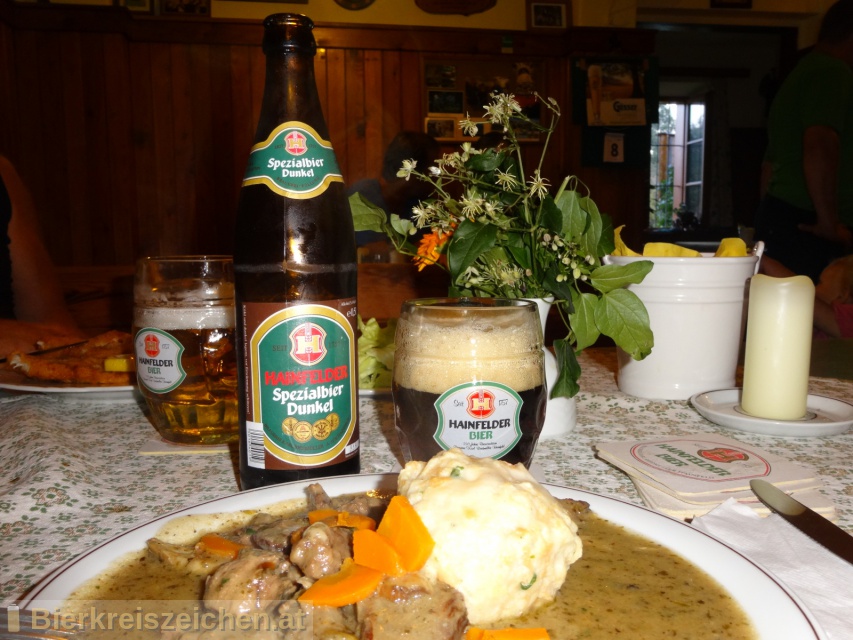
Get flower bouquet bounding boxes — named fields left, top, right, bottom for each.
left=349, top=93, right=654, bottom=398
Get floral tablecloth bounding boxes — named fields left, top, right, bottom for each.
left=1, top=348, right=851, bottom=605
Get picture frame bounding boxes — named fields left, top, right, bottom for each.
left=427, top=90, right=465, bottom=115
left=710, top=0, right=751, bottom=7
left=122, top=0, right=153, bottom=12
left=526, top=0, right=571, bottom=31
left=159, top=0, right=210, bottom=16
left=425, top=117, right=461, bottom=141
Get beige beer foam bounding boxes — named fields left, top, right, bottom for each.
left=394, top=316, right=543, bottom=394
left=134, top=305, right=236, bottom=331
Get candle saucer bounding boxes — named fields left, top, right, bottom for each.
left=689, top=388, right=853, bottom=437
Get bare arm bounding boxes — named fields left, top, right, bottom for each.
left=799, top=125, right=853, bottom=247
left=0, top=156, right=79, bottom=328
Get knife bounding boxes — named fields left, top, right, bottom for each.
left=750, top=479, right=853, bottom=566
left=0, top=340, right=88, bottom=365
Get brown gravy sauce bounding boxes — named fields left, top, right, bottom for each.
left=68, top=498, right=755, bottom=639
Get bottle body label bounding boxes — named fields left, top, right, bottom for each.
left=433, top=382, right=522, bottom=460
left=241, top=300, right=359, bottom=470
left=243, top=122, right=343, bottom=199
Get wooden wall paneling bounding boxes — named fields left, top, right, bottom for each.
left=59, top=31, right=95, bottom=265
left=129, top=42, right=158, bottom=260
left=228, top=44, right=254, bottom=216
left=399, top=51, right=423, bottom=133
left=0, top=19, right=16, bottom=156
left=149, top=43, right=178, bottom=255
left=324, top=48, right=348, bottom=180
left=82, top=32, right=115, bottom=265
left=169, top=43, right=196, bottom=255
left=209, top=44, right=238, bottom=254
left=27, top=31, right=71, bottom=263
left=343, top=49, right=366, bottom=184
left=188, top=42, right=219, bottom=254
left=103, top=33, right=139, bottom=265
left=363, top=49, right=384, bottom=183
left=380, top=50, right=403, bottom=148
left=249, top=44, right=265, bottom=137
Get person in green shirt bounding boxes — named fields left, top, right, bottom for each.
left=755, top=0, right=853, bottom=282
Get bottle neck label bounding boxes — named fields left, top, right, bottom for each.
left=241, top=300, right=359, bottom=470
left=243, top=122, right=343, bottom=199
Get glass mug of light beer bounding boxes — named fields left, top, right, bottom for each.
left=133, top=256, right=238, bottom=445
left=392, top=298, right=546, bottom=467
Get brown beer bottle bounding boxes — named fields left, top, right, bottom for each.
left=234, top=13, right=359, bottom=490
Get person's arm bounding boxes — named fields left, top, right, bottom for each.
left=799, top=125, right=853, bottom=247
left=0, top=157, right=79, bottom=328
left=813, top=298, right=842, bottom=338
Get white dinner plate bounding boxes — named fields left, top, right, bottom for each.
left=691, top=388, right=853, bottom=437
left=21, top=474, right=824, bottom=639
left=358, top=387, right=391, bottom=397
left=0, top=369, right=136, bottom=401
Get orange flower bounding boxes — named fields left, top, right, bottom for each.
left=413, top=228, right=453, bottom=271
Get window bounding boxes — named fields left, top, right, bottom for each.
left=649, top=101, right=705, bottom=229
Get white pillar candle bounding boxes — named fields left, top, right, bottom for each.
left=741, top=274, right=815, bottom=420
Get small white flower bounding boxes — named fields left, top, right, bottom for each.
left=397, top=159, right=417, bottom=180
left=573, top=267, right=581, bottom=279
left=495, top=169, right=519, bottom=189
left=429, top=165, right=441, bottom=176
left=527, top=170, right=550, bottom=200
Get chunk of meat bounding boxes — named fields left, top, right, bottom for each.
left=147, top=539, right=233, bottom=577
left=306, top=483, right=333, bottom=511
left=203, top=548, right=300, bottom=615
left=357, top=574, right=468, bottom=640
left=289, top=522, right=351, bottom=580
left=233, top=513, right=307, bottom=554
left=280, top=601, right=358, bottom=639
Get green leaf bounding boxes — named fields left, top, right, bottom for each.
left=575, top=196, right=601, bottom=257
left=466, top=149, right=507, bottom=173
left=389, top=213, right=416, bottom=238
left=568, top=290, right=601, bottom=352
left=447, top=219, right=498, bottom=281
left=597, top=213, right=616, bottom=257
left=594, top=289, right=654, bottom=359
left=541, top=265, right=574, bottom=302
left=552, top=338, right=581, bottom=399
left=349, top=193, right=388, bottom=232
left=540, top=195, right=565, bottom=235
left=552, top=189, right=583, bottom=237
left=357, top=316, right=398, bottom=389
left=588, top=261, right=653, bottom=293
left=504, top=232, right=531, bottom=271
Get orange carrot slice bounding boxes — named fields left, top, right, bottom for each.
left=337, top=512, right=377, bottom=531
left=297, top=558, right=383, bottom=607
left=307, top=508, right=340, bottom=525
left=353, top=528, right=405, bottom=576
left=376, top=495, right=435, bottom=572
left=196, top=533, right=245, bottom=560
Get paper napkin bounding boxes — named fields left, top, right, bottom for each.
left=693, top=499, right=853, bottom=640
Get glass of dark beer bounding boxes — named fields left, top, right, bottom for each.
left=392, top=298, right=546, bottom=467
left=133, top=256, right=238, bottom=445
